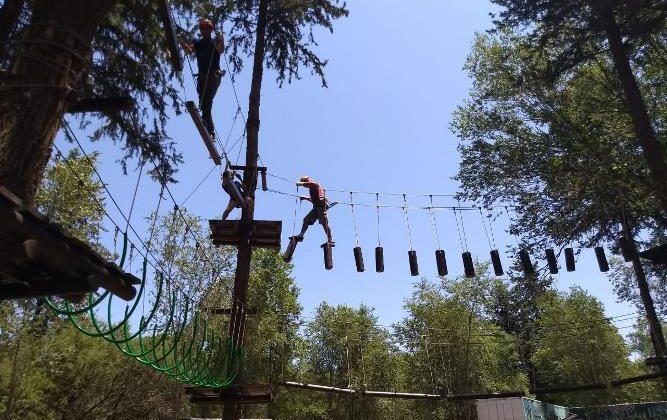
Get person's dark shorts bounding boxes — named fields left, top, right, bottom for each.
left=304, top=205, right=327, bottom=226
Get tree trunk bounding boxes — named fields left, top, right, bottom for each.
left=591, top=3, right=667, bottom=216
left=0, top=0, right=118, bottom=204
left=0, top=0, right=25, bottom=61
left=625, top=226, right=667, bottom=393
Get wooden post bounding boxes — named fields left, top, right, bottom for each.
left=225, top=1, right=269, bottom=419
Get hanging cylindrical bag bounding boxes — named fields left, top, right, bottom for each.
left=354, top=246, right=365, bottom=272
left=490, top=249, right=503, bottom=276
left=462, top=251, right=475, bottom=278
left=618, top=236, right=635, bottom=262
left=408, top=250, right=419, bottom=276
left=375, top=246, right=384, bottom=273
left=435, top=249, right=448, bottom=276
left=545, top=248, right=558, bottom=274
left=261, top=170, right=267, bottom=191
left=595, top=246, right=610, bottom=272
left=322, top=243, right=333, bottom=270
left=283, top=236, right=298, bottom=262
left=564, top=247, right=575, bottom=272
left=519, top=249, right=534, bottom=275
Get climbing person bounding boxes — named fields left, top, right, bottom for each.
left=179, top=18, right=225, bottom=137
left=295, top=176, right=334, bottom=245
left=222, top=170, right=245, bottom=220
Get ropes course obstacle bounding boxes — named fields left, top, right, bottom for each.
left=266, top=183, right=620, bottom=279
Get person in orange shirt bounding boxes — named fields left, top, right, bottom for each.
left=295, top=176, right=334, bottom=245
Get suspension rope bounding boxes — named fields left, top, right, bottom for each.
left=292, top=184, right=300, bottom=236
left=125, top=160, right=145, bottom=233
left=485, top=208, right=498, bottom=250
left=179, top=164, right=218, bottom=207
left=428, top=195, right=441, bottom=250
left=453, top=208, right=465, bottom=252
left=478, top=207, right=493, bottom=250
left=504, top=206, right=521, bottom=248
left=402, top=194, right=414, bottom=251
left=376, top=193, right=381, bottom=246
left=350, top=192, right=360, bottom=246
left=457, top=200, right=470, bottom=251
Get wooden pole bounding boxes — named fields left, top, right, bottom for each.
left=224, top=1, right=269, bottom=419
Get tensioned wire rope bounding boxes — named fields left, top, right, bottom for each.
left=263, top=186, right=509, bottom=211
left=62, top=120, right=227, bottom=295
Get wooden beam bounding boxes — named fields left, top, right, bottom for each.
left=157, top=0, right=183, bottom=72
left=280, top=382, right=524, bottom=401
left=204, top=307, right=258, bottom=315
left=640, top=244, right=667, bottom=265
left=66, top=96, right=134, bottom=114
left=186, top=101, right=222, bottom=165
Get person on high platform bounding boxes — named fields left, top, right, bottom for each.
left=221, top=170, right=245, bottom=220
left=295, top=176, right=334, bottom=246
left=180, top=18, right=224, bottom=137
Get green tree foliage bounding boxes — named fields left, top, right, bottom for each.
left=0, top=152, right=186, bottom=420
left=452, top=29, right=667, bottom=315
left=489, top=0, right=666, bottom=78
left=0, top=0, right=349, bottom=201
left=488, top=0, right=667, bottom=212
left=395, top=276, right=528, bottom=420
left=453, top=31, right=664, bottom=251
left=35, top=149, right=107, bottom=256
left=532, top=287, right=660, bottom=406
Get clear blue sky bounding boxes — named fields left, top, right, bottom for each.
left=58, top=0, right=639, bottom=332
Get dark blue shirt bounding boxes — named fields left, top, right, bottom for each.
left=194, top=37, right=221, bottom=74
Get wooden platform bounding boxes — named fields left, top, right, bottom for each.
left=186, top=384, right=274, bottom=405
left=640, top=244, right=667, bottom=265
left=209, top=220, right=281, bottom=250
left=0, top=186, right=140, bottom=301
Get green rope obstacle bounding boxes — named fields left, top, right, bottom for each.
left=44, top=230, right=242, bottom=387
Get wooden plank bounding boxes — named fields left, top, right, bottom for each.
left=66, top=97, right=134, bottom=114
left=0, top=185, right=139, bottom=301
left=157, top=0, right=183, bottom=72
left=209, top=220, right=281, bottom=249
left=0, top=276, right=96, bottom=300
left=0, top=186, right=23, bottom=207
left=186, top=101, right=222, bottom=165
